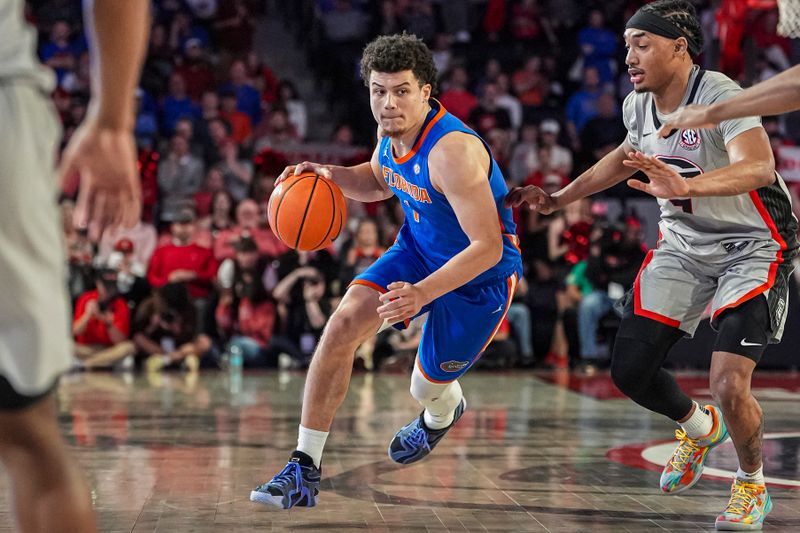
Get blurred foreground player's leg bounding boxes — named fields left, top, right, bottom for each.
left=0, top=1, right=149, bottom=531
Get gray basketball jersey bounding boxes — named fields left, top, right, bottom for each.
left=622, top=65, right=798, bottom=259
left=0, top=0, right=55, bottom=89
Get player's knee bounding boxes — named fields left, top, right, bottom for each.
left=610, top=353, right=647, bottom=398
left=710, top=370, right=750, bottom=410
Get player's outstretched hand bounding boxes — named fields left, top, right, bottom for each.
left=623, top=151, right=689, bottom=198
left=504, top=185, right=558, bottom=214
left=58, top=120, right=141, bottom=241
left=658, top=104, right=716, bottom=138
left=276, top=161, right=333, bottom=185
left=377, top=281, right=427, bottom=324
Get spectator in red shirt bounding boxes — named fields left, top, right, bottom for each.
left=219, top=89, right=252, bottom=146
left=214, top=199, right=288, bottom=260
left=215, top=237, right=280, bottom=367
left=438, top=66, right=478, bottom=122
left=193, top=166, right=226, bottom=218
left=72, top=268, right=135, bottom=369
left=173, top=38, right=215, bottom=102
left=148, top=207, right=218, bottom=299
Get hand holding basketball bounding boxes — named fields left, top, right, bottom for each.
left=267, top=171, right=347, bottom=251
left=277, top=161, right=333, bottom=185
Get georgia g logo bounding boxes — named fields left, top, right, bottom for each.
left=679, top=129, right=701, bottom=151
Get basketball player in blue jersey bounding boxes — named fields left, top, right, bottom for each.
left=507, top=1, right=797, bottom=529
left=250, top=33, right=523, bottom=509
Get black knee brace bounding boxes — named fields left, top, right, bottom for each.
left=610, top=294, right=693, bottom=420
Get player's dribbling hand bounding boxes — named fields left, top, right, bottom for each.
left=658, top=104, right=716, bottom=138
left=504, top=186, right=558, bottom=214
left=623, top=151, right=690, bottom=198
left=276, top=161, right=333, bottom=185
left=58, top=120, right=141, bottom=241
left=377, top=281, right=427, bottom=324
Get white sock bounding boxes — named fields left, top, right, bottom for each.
left=736, top=466, right=765, bottom=485
left=296, top=425, right=328, bottom=468
left=421, top=381, right=463, bottom=430
left=679, top=401, right=714, bottom=439
left=424, top=406, right=455, bottom=430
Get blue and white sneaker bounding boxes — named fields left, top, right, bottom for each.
left=250, top=451, right=321, bottom=508
left=388, top=398, right=466, bottom=464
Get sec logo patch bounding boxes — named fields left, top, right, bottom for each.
left=679, top=129, right=701, bottom=151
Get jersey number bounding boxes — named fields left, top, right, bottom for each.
left=655, top=156, right=702, bottom=214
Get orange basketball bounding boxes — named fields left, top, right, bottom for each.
left=267, top=172, right=347, bottom=251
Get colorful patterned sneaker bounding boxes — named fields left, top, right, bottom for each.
left=660, top=404, right=729, bottom=494
left=388, top=399, right=466, bottom=464
left=250, top=451, right=321, bottom=509
left=715, top=479, right=772, bottom=530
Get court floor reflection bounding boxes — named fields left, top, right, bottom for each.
left=1, top=370, right=799, bottom=532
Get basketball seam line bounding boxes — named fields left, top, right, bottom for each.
left=311, top=178, right=337, bottom=251
left=272, top=176, right=307, bottom=244
left=295, top=175, right=319, bottom=249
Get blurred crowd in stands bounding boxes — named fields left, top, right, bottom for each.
left=30, top=0, right=800, bottom=376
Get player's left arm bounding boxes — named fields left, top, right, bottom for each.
left=625, top=127, right=774, bottom=198
left=685, top=127, right=775, bottom=196
left=377, top=133, right=503, bottom=323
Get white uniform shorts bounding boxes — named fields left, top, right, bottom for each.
left=0, top=82, right=71, bottom=399
left=634, top=234, right=794, bottom=343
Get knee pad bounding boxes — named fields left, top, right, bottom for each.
left=713, top=295, right=770, bottom=363
left=410, top=363, right=462, bottom=415
left=611, top=300, right=684, bottom=396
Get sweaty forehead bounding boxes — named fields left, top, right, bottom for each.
left=623, top=29, right=650, bottom=41
left=370, top=70, right=418, bottom=86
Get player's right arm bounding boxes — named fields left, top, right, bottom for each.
left=659, top=64, right=800, bottom=136
left=278, top=128, right=393, bottom=202
left=505, top=140, right=637, bottom=214
left=58, top=0, right=150, bottom=239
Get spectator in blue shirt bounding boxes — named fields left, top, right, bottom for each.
left=219, top=60, right=262, bottom=126
left=577, top=10, right=618, bottom=85
left=565, top=66, right=603, bottom=149
left=161, top=72, right=201, bottom=135
left=40, top=20, right=85, bottom=84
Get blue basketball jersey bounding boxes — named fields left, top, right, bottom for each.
left=377, top=99, right=522, bottom=286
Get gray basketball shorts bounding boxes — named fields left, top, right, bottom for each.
left=633, top=237, right=794, bottom=343
left=0, top=82, right=71, bottom=401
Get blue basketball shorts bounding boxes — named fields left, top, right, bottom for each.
left=351, top=243, right=519, bottom=383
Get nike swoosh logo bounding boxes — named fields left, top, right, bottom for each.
left=642, top=132, right=653, bottom=137
left=492, top=306, right=504, bottom=314
left=740, top=338, right=762, bottom=347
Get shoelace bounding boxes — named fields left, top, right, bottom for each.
left=670, top=429, right=701, bottom=470
left=403, top=424, right=431, bottom=451
left=269, top=461, right=302, bottom=490
left=724, top=481, right=762, bottom=516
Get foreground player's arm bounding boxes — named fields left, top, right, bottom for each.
left=58, top=0, right=150, bottom=237
left=506, top=141, right=637, bottom=213
left=660, top=65, right=800, bottom=136
left=625, top=127, right=774, bottom=197
left=377, top=134, right=503, bottom=322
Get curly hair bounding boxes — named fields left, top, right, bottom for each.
left=640, top=0, right=704, bottom=55
left=360, top=33, right=438, bottom=92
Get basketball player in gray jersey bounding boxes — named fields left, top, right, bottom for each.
left=0, top=1, right=148, bottom=531
left=507, top=1, right=796, bottom=529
